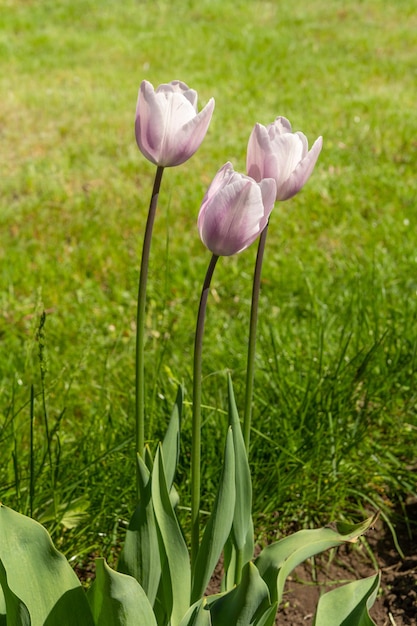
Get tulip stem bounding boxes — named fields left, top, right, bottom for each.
left=191, top=252, right=219, bottom=568
left=243, top=223, right=269, bottom=452
left=135, top=165, right=164, bottom=476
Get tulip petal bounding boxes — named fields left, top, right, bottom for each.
left=135, top=81, right=165, bottom=165
left=259, top=178, right=277, bottom=218
left=156, top=80, right=198, bottom=110
left=161, top=97, right=215, bottom=167
left=201, top=162, right=235, bottom=205
left=275, top=136, right=323, bottom=201
left=246, top=124, right=268, bottom=182
left=268, top=134, right=305, bottom=183
left=270, top=116, right=293, bottom=135
left=156, top=93, right=200, bottom=166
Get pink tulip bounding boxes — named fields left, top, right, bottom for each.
left=247, top=117, right=322, bottom=201
left=198, top=162, right=276, bottom=256
left=135, top=80, right=215, bottom=167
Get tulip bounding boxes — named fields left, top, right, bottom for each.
left=246, top=116, right=322, bottom=201
left=198, top=162, right=276, bottom=257
left=135, top=80, right=215, bottom=167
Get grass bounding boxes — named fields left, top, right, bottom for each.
left=0, top=0, right=416, bottom=565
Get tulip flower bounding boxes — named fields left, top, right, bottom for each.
left=198, top=162, right=276, bottom=257
left=135, top=80, right=215, bottom=167
left=246, top=116, right=322, bottom=201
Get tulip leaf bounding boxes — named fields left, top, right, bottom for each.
left=191, top=427, right=235, bottom=602
left=152, top=446, right=191, bottom=626
left=253, top=603, right=278, bottom=626
left=0, top=560, right=31, bottom=626
left=313, top=572, right=381, bottom=626
left=223, top=521, right=255, bottom=593
left=255, top=513, right=378, bottom=606
left=0, top=586, right=5, bottom=626
left=144, top=444, right=154, bottom=472
left=179, top=599, right=213, bottom=626
left=118, top=453, right=161, bottom=606
left=223, top=375, right=254, bottom=589
left=0, top=504, right=95, bottom=626
left=222, top=538, right=236, bottom=592
left=209, top=562, right=272, bottom=626
left=227, top=375, right=253, bottom=553
left=161, top=385, right=183, bottom=491
left=87, top=558, right=157, bottom=626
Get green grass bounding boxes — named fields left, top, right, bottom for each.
left=1, top=0, right=416, bottom=564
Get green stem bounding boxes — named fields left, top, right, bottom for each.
left=135, top=165, right=164, bottom=471
left=191, top=253, right=219, bottom=568
left=243, top=223, right=269, bottom=452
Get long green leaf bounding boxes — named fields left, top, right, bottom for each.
left=313, top=572, right=381, bottom=626
left=0, top=585, right=6, bottom=626
left=118, top=454, right=161, bottom=606
left=87, top=558, right=157, bottom=626
left=0, top=504, right=94, bottom=626
left=161, top=385, right=183, bottom=492
left=227, top=375, right=252, bottom=554
left=253, top=603, right=278, bottom=626
left=255, top=513, right=378, bottom=606
left=224, top=376, right=254, bottom=590
left=191, top=427, right=235, bottom=602
left=179, top=599, right=213, bottom=626
left=209, top=562, right=272, bottom=626
left=0, top=560, right=30, bottom=626
left=224, top=521, right=255, bottom=592
left=152, top=446, right=191, bottom=626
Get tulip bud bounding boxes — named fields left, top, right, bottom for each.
left=135, top=80, right=215, bottom=167
left=198, top=162, right=276, bottom=256
left=247, top=117, right=322, bottom=201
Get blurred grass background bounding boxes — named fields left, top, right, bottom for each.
left=1, top=0, right=416, bottom=565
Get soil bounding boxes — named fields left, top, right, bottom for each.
left=206, top=502, right=417, bottom=625
left=276, top=509, right=417, bottom=626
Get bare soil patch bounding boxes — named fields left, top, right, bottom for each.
left=277, top=507, right=417, bottom=625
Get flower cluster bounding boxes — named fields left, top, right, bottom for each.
left=135, top=80, right=322, bottom=256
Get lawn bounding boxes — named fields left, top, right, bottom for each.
left=0, top=0, right=416, bottom=566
